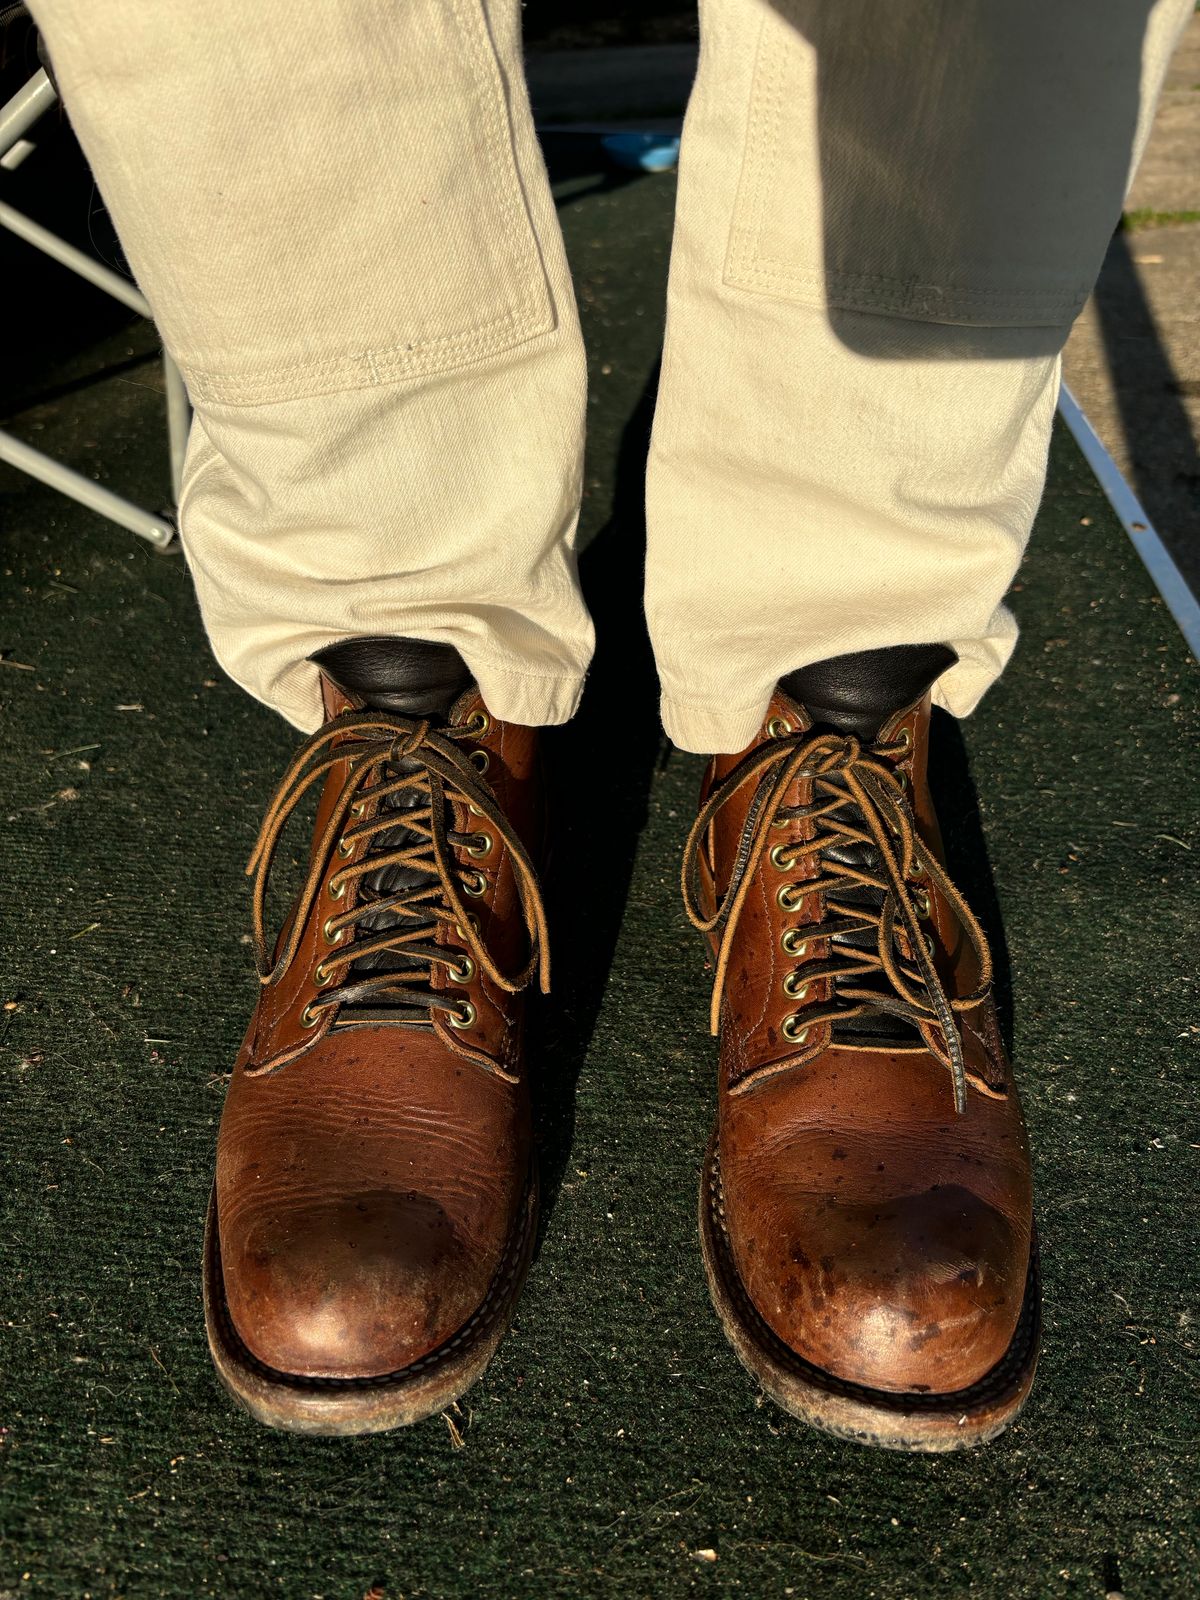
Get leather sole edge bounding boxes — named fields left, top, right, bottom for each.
left=698, top=1131, right=1040, bottom=1452
left=202, top=1170, right=539, bottom=1436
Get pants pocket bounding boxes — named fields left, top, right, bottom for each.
left=57, top=0, right=557, bottom=405
left=723, top=0, right=1159, bottom=330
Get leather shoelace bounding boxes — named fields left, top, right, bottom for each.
left=681, top=728, right=994, bottom=1113
left=246, top=710, right=548, bottom=1046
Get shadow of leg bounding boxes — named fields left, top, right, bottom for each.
left=531, top=363, right=666, bottom=1231
left=1093, top=225, right=1200, bottom=586
left=927, top=707, right=1014, bottom=1053
left=541, top=131, right=647, bottom=211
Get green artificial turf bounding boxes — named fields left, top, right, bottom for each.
left=1, top=149, right=1197, bottom=1600
left=1120, top=208, right=1200, bottom=231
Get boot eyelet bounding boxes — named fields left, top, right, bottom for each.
left=781, top=930, right=809, bottom=958
left=337, top=837, right=354, bottom=858
left=783, top=974, right=810, bottom=1001
left=912, top=887, right=930, bottom=919
left=777, top=883, right=804, bottom=912
left=470, top=749, right=490, bottom=775
left=895, top=726, right=912, bottom=752
left=328, top=876, right=346, bottom=900
left=923, top=932, right=937, bottom=959
left=768, top=843, right=793, bottom=870
left=766, top=717, right=793, bottom=739
left=323, top=916, right=344, bottom=944
left=448, top=1000, right=477, bottom=1030
left=313, top=960, right=335, bottom=989
left=462, top=870, right=488, bottom=898
left=466, top=832, right=493, bottom=859
left=463, top=710, right=491, bottom=738
left=449, top=956, right=475, bottom=985
left=781, top=1014, right=810, bottom=1045
left=300, top=1001, right=322, bottom=1029
left=456, top=914, right=481, bottom=939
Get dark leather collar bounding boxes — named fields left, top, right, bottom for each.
left=780, top=644, right=957, bottom=738
left=311, top=636, right=472, bottom=719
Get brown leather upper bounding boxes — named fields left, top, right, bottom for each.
left=214, top=678, right=543, bottom=1380
left=688, top=686, right=1033, bottom=1395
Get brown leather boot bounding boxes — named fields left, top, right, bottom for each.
left=202, top=638, right=548, bottom=1434
left=684, top=645, right=1038, bottom=1451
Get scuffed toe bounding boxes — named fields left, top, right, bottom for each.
left=221, top=1190, right=493, bottom=1380
left=738, top=1181, right=1027, bottom=1394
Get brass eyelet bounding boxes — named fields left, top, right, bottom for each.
left=323, top=916, right=344, bottom=944
left=300, top=1001, right=322, bottom=1029
left=466, top=832, right=493, bottom=859
left=463, top=709, right=491, bottom=738
left=349, top=799, right=367, bottom=818
left=777, top=883, right=804, bottom=912
left=337, top=836, right=354, bottom=858
left=895, top=726, right=912, bottom=752
left=912, top=886, right=931, bottom=919
left=781, top=929, right=809, bottom=959
left=314, top=960, right=335, bottom=989
left=327, top=876, right=346, bottom=900
left=462, top=870, right=488, bottom=898
left=781, top=1014, right=810, bottom=1045
left=903, top=928, right=936, bottom=962
left=769, top=843, right=792, bottom=871
left=783, top=973, right=811, bottom=1001
left=470, top=749, right=490, bottom=775
left=448, top=1000, right=477, bottom=1030
left=456, top=914, right=481, bottom=939
left=449, top=956, right=475, bottom=985
left=766, top=717, right=792, bottom=739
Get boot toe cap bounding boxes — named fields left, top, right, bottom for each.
left=220, top=1189, right=493, bottom=1380
left=736, top=1181, right=1029, bottom=1395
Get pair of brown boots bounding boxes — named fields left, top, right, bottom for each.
left=202, top=638, right=1038, bottom=1451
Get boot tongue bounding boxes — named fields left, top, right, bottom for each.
left=776, top=644, right=955, bottom=1049
left=779, top=644, right=956, bottom=740
left=311, top=636, right=473, bottom=720
left=307, top=637, right=476, bottom=1022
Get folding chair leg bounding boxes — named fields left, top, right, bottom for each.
left=0, top=428, right=176, bottom=549
left=2, top=66, right=185, bottom=549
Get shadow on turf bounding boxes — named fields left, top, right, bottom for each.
left=928, top=708, right=1015, bottom=1052
left=530, top=363, right=667, bottom=1234
left=542, top=130, right=648, bottom=211
left=1094, top=224, right=1200, bottom=581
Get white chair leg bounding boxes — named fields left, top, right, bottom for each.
left=1, top=67, right=184, bottom=550
left=0, top=428, right=176, bottom=549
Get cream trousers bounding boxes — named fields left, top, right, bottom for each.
left=29, top=0, right=1190, bottom=751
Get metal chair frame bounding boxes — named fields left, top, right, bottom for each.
left=0, top=67, right=185, bottom=550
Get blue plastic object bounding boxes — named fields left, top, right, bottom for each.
left=600, top=132, right=681, bottom=174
